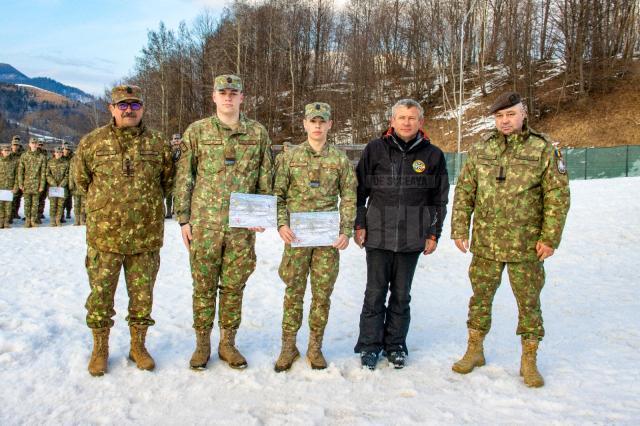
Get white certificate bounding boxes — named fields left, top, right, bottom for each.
left=290, top=211, right=340, bottom=247
left=48, top=187, right=65, bottom=198
left=229, top=192, right=277, bottom=228
left=0, top=189, right=13, bottom=202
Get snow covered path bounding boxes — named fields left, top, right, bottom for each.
left=1, top=178, right=639, bottom=424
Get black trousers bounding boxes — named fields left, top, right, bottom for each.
left=354, top=248, right=421, bottom=354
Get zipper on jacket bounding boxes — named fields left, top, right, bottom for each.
left=395, top=151, right=406, bottom=251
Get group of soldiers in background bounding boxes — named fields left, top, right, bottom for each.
left=0, top=131, right=185, bottom=229
left=0, top=136, right=84, bottom=228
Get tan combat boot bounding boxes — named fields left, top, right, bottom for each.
left=307, top=331, right=327, bottom=370
left=31, top=216, right=39, bottom=227
left=218, top=328, right=247, bottom=369
left=24, top=218, right=31, bottom=228
left=128, top=325, right=155, bottom=371
left=4, top=219, right=11, bottom=228
left=88, top=328, right=110, bottom=376
left=452, top=328, right=486, bottom=374
left=520, top=338, right=544, bottom=387
left=274, top=331, right=300, bottom=372
left=189, top=328, right=212, bottom=370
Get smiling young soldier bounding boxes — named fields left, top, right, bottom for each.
left=174, top=75, right=273, bottom=370
left=354, top=99, right=450, bottom=370
left=75, top=85, right=174, bottom=376
left=272, top=102, right=356, bottom=372
left=450, top=91, right=570, bottom=387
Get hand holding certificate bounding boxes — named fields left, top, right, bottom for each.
left=229, top=192, right=277, bottom=229
left=290, top=211, right=340, bottom=247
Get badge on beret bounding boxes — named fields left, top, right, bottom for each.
left=412, top=160, right=426, bottom=173
left=555, top=149, right=567, bottom=174
left=227, top=77, right=232, bottom=83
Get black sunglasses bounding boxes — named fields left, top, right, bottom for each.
left=115, top=101, right=143, bottom=111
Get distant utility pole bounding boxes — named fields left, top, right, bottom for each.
left=456, top=0, right=478, bottom=182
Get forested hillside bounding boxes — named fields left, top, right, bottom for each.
left=125, top=0, right=639, bottom=150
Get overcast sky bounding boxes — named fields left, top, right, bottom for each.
left=0, top=0, right=229, bottom=96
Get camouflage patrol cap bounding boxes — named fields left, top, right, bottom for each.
left=1, top=144, right=10, bottom=151
left=304, top=102, right=331, bottom=120
left=54, top=146, right=63, bottom=153
left=28, top=137, right=39, bottom=145
left=214, top=75, right=243, bottom=91
left=37, top=139, right=44, bottom=146
left=489, top=91, right=522, bottom=114
left=111, top=84, right=143, bottom=104
left=11, top=135, right=21, bottom=145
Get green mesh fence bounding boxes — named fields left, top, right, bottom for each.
left=282, top=144, right=640, bottom=183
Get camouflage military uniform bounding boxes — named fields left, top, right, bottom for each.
left=37, top=146, right=49, bottom=221
left=274, top=141, right=356, bottom=334
left=10, top=137, right=23, bottom=220
left=174, top=114, right=273, bottom=331
left=17, top=148, right=47, bottom=226
left=62, top=149, right=74, bottom=219
left=68, top=156, right=86, bottom=225
left=451, top=125, right=570, bottom=340
left=0, top=147, right=19, bottom=227
left=46, top=155, right=70, bottom=225
left=75, top=121, right=174, bottom=329
left=164, top=143, right=180, bottom=217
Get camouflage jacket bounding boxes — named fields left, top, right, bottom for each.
left=451, top=126, right=570, bottom=262
left=0, top=155, right=19, bottom=191
left=174, top=114, right=273, bottom=228
left=274, top=141, right=356, bottom=237
left=75, top=121, right=174, bottom=254
left=67, top=157, right=84, bottom=195
left=46, top=157, right=70, bottom=192
left=18, top=150, right=47, bottom=194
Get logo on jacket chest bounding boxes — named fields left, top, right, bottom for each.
left=412, top=160, right=426, bottom=173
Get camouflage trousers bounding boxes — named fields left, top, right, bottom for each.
left=467, top=255, right=546, bottom=340
left=84, top=246, right=160, bottom=329
left=0, top=200, right=12, bottom=224
left=49, top=196, right=65, bottom=223
left=278, top=245, right=339, bottom=334
left=73, top=194, right=85, bottom=219
left=38, top=184, right=47, bottom=217
left=23, top=193, right=40, bottom=221
left=189, top=226, right=256, bottom=330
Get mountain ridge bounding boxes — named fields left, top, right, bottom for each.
left=0, top=63, right=93, bottom=103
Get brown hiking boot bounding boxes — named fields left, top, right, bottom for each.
left=274, top=331, right=299, bottom=372
left=190, top=328, right=212, bottom=370
left=520, top=338, right=544, bottom=387
left=307, top=331, right=327, bottom=370
left=128, top=325, right=155, bottom=371
left=88, top=328, right=110, bottom=376
left=218, top=328, right=247, bottom=369
left=452, top=328, right=486, bottom=374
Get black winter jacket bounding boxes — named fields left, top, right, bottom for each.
left=355, top=129, right=450, bottom=252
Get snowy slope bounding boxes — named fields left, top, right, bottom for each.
left=1, top=178, right=639, bottom=424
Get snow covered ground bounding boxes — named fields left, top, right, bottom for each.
left=1, top=177, right=639, bottom=425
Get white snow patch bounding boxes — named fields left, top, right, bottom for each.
left=1, top=177, right=640, bottom=423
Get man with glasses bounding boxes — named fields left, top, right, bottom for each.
left=74, top=85, right=174, bottom=376
left=174, top=74, right=273, bottom=370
